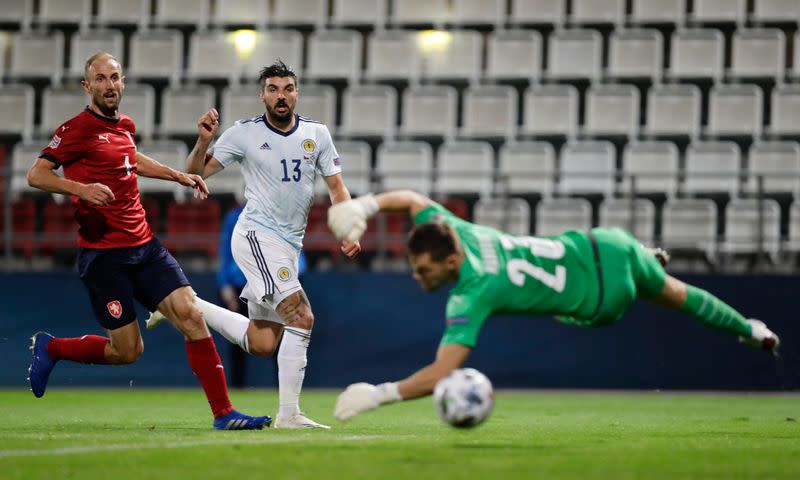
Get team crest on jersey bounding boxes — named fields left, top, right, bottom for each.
left=107, top=300, right=123, bottom=319
left=277, top=267, right=291, bottom=282
left=48, top=134, right=62, bottom=149
left=301, top=139, right=316, bottom=154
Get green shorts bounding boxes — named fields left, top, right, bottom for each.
left=558, top=227, right=666, bottom=328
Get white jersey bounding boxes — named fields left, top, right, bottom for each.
left=211, top=114, right=342, bottom=250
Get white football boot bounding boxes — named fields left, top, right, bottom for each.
left=274, top=412, right=330, bottom=429
left=146, top=310, right=168, bottom=330
left=739, top=319, right=780, bottom=354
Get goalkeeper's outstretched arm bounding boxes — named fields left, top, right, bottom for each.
left=328, top=190, right=434, bottom=242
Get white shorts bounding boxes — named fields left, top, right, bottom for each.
left=231, top=225, right=302, bottom=324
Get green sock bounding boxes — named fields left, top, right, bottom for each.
left=679, top=285, right=753, bottom=338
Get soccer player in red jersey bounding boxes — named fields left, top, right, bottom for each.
left=26, top=52, right=270, bottom=430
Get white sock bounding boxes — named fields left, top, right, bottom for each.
left=194, top=297, right=251, bottom=353
left=277, top=326, right=310, bottom=418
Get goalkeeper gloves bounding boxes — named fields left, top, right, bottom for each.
left=327, top=194, right=379, bottom=242
left=334, top=382, right=401, bottom=421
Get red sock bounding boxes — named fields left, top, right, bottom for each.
left=46, top=335, right=109, bottom=364
left=185, top=336, right=234, bottom=418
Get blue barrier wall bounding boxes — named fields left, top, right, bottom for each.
left=0, top=272, right=796, bottom=390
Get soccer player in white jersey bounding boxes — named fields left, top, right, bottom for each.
left=148, top=61, right=360, bottom=428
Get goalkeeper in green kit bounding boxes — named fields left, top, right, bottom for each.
left=327, top=190, right=780, bottom=421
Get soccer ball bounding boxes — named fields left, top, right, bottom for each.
left=433, top=368, right=494, bottom=428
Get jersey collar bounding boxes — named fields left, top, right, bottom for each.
left=84, top=106, right=121, bottom=124
left=262, top=113, right=299, bottom=137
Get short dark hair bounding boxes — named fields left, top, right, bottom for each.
left=408, top=222, right=457, bottom=262
left=258, top=60, right=297, bottom=88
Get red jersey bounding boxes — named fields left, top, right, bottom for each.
left=39, top=107, right=153, bottom=249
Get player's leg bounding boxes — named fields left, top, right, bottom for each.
left=137, top=240, right=270, bottom=429
left=644, top=275, right=779, bottom=352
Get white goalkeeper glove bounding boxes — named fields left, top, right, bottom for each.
left=334, top=382, right=402, bottom=421
left=327, top=194, right=379, bottom=243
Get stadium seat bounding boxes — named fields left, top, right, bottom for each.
left=9, top=31, right=64, bottom=85
left=485, top=30, right=542, bottom=83
left=3, top=197, right=37, bottom=257
left=96, top=0, right=149, bottom=27
left=436, top=141, right=495, bottom=196
left=119, top=83, right=156, bottom=141
left=10, top=142, right=50, bottom=200
left=128, top=30, right=183, bottom=85
left=364, top=30, right=421, bottom=84
left=314, top=140, right=372, bottom=196
left=785, top=202, right=800, bottom=252
left=521, top=84, right=579, bottom=139
left=721, top=199, right=781, bottom=258
left=339, top=84, right=397, bottom=138
left=375, top=141, right=434, bottom=195
left=187, top=32, right=242, bottom=83
left=460, top=85, right=518, bottom=140
left=450, top=0, right=505, bottom=28
left=620, top=141, right=679, bottom=196
left=598, top=198, right=657, bottom=246
left=570, top=0, right=625, bottom=26
left=139, top=196, right=162, bottom=234
left=706, top=84, right=763, bottom=138
left=661, top=198, right=718, bottom=259
left=422, top=30, right=483, bottom=84
left=68, top=30, right=125, bottom=79
left=547, top=29, right=602, bottom=81
left=37, top=0, right=90, bottom=28
left=752, top=0, right=800, bottom=25
left=359, top=210, right=408, bottom=256
left=41, top=86, right=89, bottom=136
left=222, top=87, right=262, bottom=130
left=607, top=29, right=663, bottom=81
left=683, top=141, right=741, bottom=196
left=295, top=83, right=337, bottom=130
left=558, top=141, right=617, bottom=197
left=272, top=0, right=328, bottom=29
left=0, top=0, right=32, bottom=29
left=391, top=0, right=448, bottom=27
left=667, top=29, right=724, bottom=81
left=154, top=0, right=209, bottom=28
left=40, top=199, right=78, bottom=256
left=438, top=197, right=470, bottom=219
left=399, top=84, right=458, bottom=140
left=644, top=83, right=701, bottom=138
left=583, top=84, right=640, bottom=138
left=164, top=199, right=221, bottom=258
left=243, top=30, right=304, bottom=80
left=535, top=197, right=593, bottom=236
left=690, top=0, right=746, bottom=25
left=730, top=29, right=786, bottom=80
left=212, top=0, right=269, bottom=29
left=304, top=198, right=339, bottom=256
left=745, top=141, right=800, bottom=196
left=630, top=0, right=686, bottom=25
left=137, top=140, right=190, bottom=199
left=205, top=161, right=245, bottom=203
left=330, top=0, right=388, bottom=29
left=768, top=84, right=800, bottom=136
left=160, top=85, right=216, bottom=137
left=497, top=141, right=556, bottom=197
left=307, top=29, right=362, bottom=84
left=508, top=0, right=566, bottom=27
left=473, top=198, right=531, bottom=236
left=0, top=84, right=34, bottom=140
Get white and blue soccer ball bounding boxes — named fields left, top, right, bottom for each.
left=433, top=368, right=494, bottom=428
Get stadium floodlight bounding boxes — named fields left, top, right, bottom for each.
left=416, top=30, right=451, bottom=55
left=228, top=29, right=258, bottom=63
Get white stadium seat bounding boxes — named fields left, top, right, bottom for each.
left=422, top=30, right=483, bottom=84
left=119, top=84, right=156, bottom=141
left=340, top=84, right=397, bottom=138
left=570, top=0, right=625, bottom=26
left=0, top=0, right=32, bottom=29
left=620, top=141, right=679, bottom=196
left=668, top=29, right=725, bottom=81
left=391, top=0, right=448, bottom=27
left=752, top=0, right=800, bottom=25
left=188, top=32, right=242, bottom=83
left=399, top=84, right=458, bottom=140
left=691, top=0, right=747, bottom=25
left=721, top=199, right=781, bottom=258
left=222, top=88, right=262, bottom=130
left=535, top=197, right=593, bottom=236
left=11, top=142, right=54, bottom=199
left=154, top=0, right=209, bottom=28
left=683, top=141, right=741, bottom=196
left=9, top=31, right=64, bottom=85
left=772, top=85, right=800, bottom=136
left=730, top=29, right=786, bottom=80
left=508, top=0, right=566, bottom=27
left=0, top=84, right=35, bottom=140
left=559, top=141, right=617, bottom=196
left=645, top=83, right=702, bottom=138
left=460, top=85, right=518, bottom=140
left=212, top=0, right=269, bottom=28
left=37, top=0, right=90, bottom=28
left=661, top=199, right=718, bottom=259
left=69, top=30, right=125, bottom=79
left=129, top=30, right=183, bottom=85
left=436, top=141, right=495, bottom=196
left=547, top=29, right=602, bottom=81
left=607, top=29, right=663, bottom=81
left=498, top=141, right=556, bottom=197
left=96, top=0, right=150, bottom=27
left=307, top=29, right=362, bottom=83
left=707, top=84, right=763, bottom=138
left=599, top=198, right=657, bottom=246
left=331, top=0, right=388, bottom=29
left=486, top=30, right=542, bottom=83
left=365, top=30, right=421, bottom=83
left=630, top=0, right=686, bottom=25
left=160, top=85, right=216, bottom=137
left=521, top=84, right=579, bottom=139
left=272, top=0, right=328, bottom=28
left=584, top=84, right=640, bottom=138
left=376, top=141, right=434, bottom=195
left=474, top=198, right=531, bottom=236
left=746, top=141, right=800, bottom=196
left=41, top=87, right=89, bottom=136
left=785, top=202, right=800, bottom=252
left=322, top=140, right=372, bottom=196
left=450, top=0, right=505, bottom=28
left=243, top=30, right=304, bottom=80
left=296, top=83, right=337, bottom=131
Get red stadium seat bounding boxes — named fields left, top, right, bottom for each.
left=0, top=197, right=38, bottom=257
left=40, top=199, right=78, bottom=255
left=438, top=197, right=470, bottom=220
left=164, top=199, right=221, bottom=257
left=139, top=196, right=161, bottom=234
left=304, top=198, right=341, bottom=257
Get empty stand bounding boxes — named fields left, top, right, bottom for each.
left=607, top=29, right=663, bottom=81
left=295, top=84, right=337, bottom=130
left=547, top=29, right=602, bottom=81
left=668, top=29, right=725, bottom=81
left=721, top=199, right=781, bottom=258
left=340, top=84, right=397, bottom=138
left=460, top=85, right=517, bottom=140
left=584, top=84, right=640, bottom=138
left=365, top=30, right=421, bottom=83
left=707, top=84, right=764, bottom=138
left=307, top=29, right=362, bottom=83
left=376, top=141, right=434, bottom=195
left=399, top=84, right=458, bottom=140
left=630, top=0, right=686, bottom=25
left=330, top=0, right=388, bottom=29
left=436, top=141, right=494, bottom=196
left=746, top=141, right=800, bottom=195
left=474, top=198, right=531, bottom=236
left=535, top=198, right=593, bottom=237
left=160, top=85, right=216, bottom=137
left=620, top=141, right=679, bottom=196
left=683, top=141, right=741, bottom=196
left=164, top=199, right=221, bottom=258
left=486, top=30, right=542, bottom=83
left=645, top=84, right=702, bottom=138
left=128, top=30, right=184, bottom=85
left=662, top=199, right=718, bottom=260
left=559, top=141, right=617, bottom=196
left=497, top=141, right=556, bottom=197
left=508, top=0, right=566, bottom=27
left=0, top=85, right=34, bottom=140
left=521, top=84, right=579, bottom=138
left=598, top=198, right=657, bottom=245
left=272, top=0, right=328, bottom=29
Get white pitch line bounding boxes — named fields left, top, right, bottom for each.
left=0, top=434, right=385, bottom=459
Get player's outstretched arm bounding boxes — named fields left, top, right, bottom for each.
left=328, top=190, right=433, bottom=242
left=333, top=343, right=471, bottom=421
left=324, top=173, right=361, bottom=258
left=27, top=157, right=115, bottom=206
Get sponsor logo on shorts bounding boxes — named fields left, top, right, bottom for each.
left=48, top=134, right=62, bottom=149
left=301, top=139, right=316, bottom=154
left=277, top=267, right=291, bottom=282
left=107, top=300, right=123, bottom=319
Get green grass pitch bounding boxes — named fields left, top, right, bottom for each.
left=1, top=389, right=798, bottom=479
